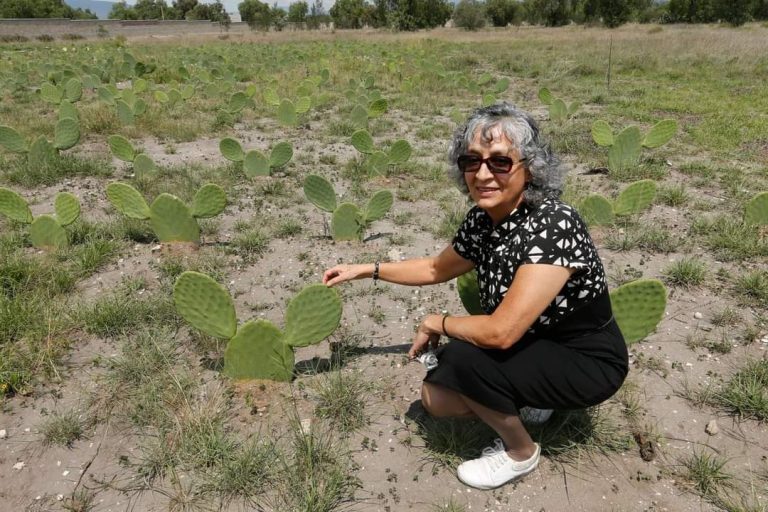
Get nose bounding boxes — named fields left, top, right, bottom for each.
left=474, top=160, right=495, bottom=180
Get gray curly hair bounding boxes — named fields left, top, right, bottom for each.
left=448, top=102, right=567, bottom=207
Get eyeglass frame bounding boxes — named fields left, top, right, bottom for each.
left=456, top=154, right=528, bottom=174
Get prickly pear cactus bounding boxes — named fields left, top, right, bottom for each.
left=108, top=135, right=157, bottom=176
left=608, top=126, right=642, bottom=172
left=579, top=195, right=615, bottom=226
left=220, top=138, right=293, bottom=177
left=29, top=215, right=68, bottom=249
left=610, top=279, right=667, bottom=345
left=364, top=190, right=393, bottom=223
left=458, top=270, right=484, bottom=315
left=593, top=119, right=677, bottom=171
left=332, top=203, right=363, bottom=241
left=0, top=126, right=29, bottom=154
left=614, top=180, right=657, bottom=216
left=0, top=187, right=33, bottom=223
left=282, top=284, right=343, bottom=347
left=642, top=120, right=677, bottom=148
left=173, top=271, right=237, bottom=339
left=0, top=189, right=80, bottom=249
left=225, top=320, right=295, bottom=381
left=744, top=191, right=768, bottom=226
left=304, top=174, right=337, bottom=212
left=149, top=194, right=200, bottom=243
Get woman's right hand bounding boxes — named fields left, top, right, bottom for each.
left=323, top=264, right=370, bottom=287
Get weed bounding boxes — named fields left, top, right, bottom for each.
left=690, top=216, right=767, bottom=261
left=711, top=307, right=742, bottom=327
left=712, top=359, right=768, bottom=421
left=432, top=499, right=467, bottom=511
left=274, top=218, right=303, bottom=238
left=231, top=230, right=269, bottom=261
left=737, top=270, right=768, bottom=306
left=3, top=154, right=112, bottom=187
left=657, top=183, right=689, bottom=206
left=313, top=370, right=371, bottom=433
left=680, top=450, right=734, bottom=502
left=605, top=225, right=679, bottom=253
left=662, top=257, right=708, bottom=288
left=40, top=409, right=85, bottom=447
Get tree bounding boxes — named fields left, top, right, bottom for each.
left=486, top=0, right=519, bottom=25
left=453, top=0, right=487, bottom=30
left=1, top=0, right=96, bottom=19
left=109, top=1, right=139, bottom=19
left=528, top=0, right=573, bottom=26
left=133, top=0, right=170, bottom=19
left=239, top=0, right=272, bottom=29
left=287, top=1, right=309, bottom=22
left=271, top=3, right=287, bottom=29
left=172, top=0, right=198, bottom=19
left=714, top=0, right=750, bottom=24
left=187, top=0, right=231, bottom=27
left=596, top=0, right=630, bottom=26
left=307, top=0, right=328, bottom=28
left=329, top=0, right=369, bottom=28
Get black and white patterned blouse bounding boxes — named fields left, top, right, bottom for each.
left=452, top=198, right=607, bottom=333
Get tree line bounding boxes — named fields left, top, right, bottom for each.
left=0, top=0, right=97, bottom=19
left=107, top=0, right=231, bottom=26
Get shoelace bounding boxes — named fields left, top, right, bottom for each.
left=481, top=438, right=506, bottom=457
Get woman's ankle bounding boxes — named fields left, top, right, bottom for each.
left=505, top=444, right=538, bottom=462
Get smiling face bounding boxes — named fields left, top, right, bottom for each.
left=463, top=124, right=530, bottom=225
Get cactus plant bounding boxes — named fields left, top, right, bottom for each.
left=219, top=138, right=293, bottom=177
left=744, top=191, right=768, bottom=226
left=263, top=88, right=312, bottom=127
left=98, top=85, right=146, bottom=125
left=40, top=78, right=83, bottom=106
left=0, top=119, right=81, bottom=167
left=538, top=87, right=579, bottom=123
left=108, top=135, right=158, bottom=177
left=350, top=129, right=411, bottom=175
left=303, top=174, right=393, bottom=241
left=578, top=179, right=658, bottom=226
left=592, top=119, right=677, bottom=171
left=456, top=270, right=666, bottom=345
left=106, top=182, right=226, bottom=245
left=0, top=187, right=80, bottom=249
left=173, top=271, right=342, bottom=380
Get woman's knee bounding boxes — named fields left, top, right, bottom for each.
left=421, top=382, right=472, bottom=418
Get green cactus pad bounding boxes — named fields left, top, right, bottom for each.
left=538, top=87, right=553, bottom=105
left=608, top=126, right=642, bottom=171
left=350, top=104, right=368, bottom=129
left=40, top=82, right=62, bottom=104
left=493, top=77, right=510, bottom=94
left=28, top=136, right=56, bottom=169
left=277, top=99, right=297, bottom=126
left=457, top=270, right=484, bottom=315
left=295, top=96, right=311, bottom=114
left=0, top=126, right=28, bottom=153
left=58, top=101, right=79, bottom=122
left=133, top=78, right=148, bottom=93
left=106, top=182, right=151, bottom=220
left=98, top=87, right=115, bottom=105
left=116, top=100, right=135, bottom=125
left=133, top=153, right=157, bottom=175
left=610, top=279, right=667, bottom=345
left=549, top=99, right=567, bottom=123
left=364, top=190, right=393, bottom=222
left=224, top=320, right=294, bottom=381
left=0, top=187, right=32, bottom=224
left=168, top=89, right=181, bottom=105
left=269, top=142, right=293, bottom=168
left=580, top=195, right=615, bottom=226
left=591, top=120, right=614, bottom=147
left=744, top=192, right=768, bottom=226
left=219, top=138, right=244, bottom=162
left=263, top=88, right=280, bottom=107
left=173, top=271, right=237, bottom=340
left=351, top=130, right=375, bottom=154
left=154, top=90, right=169, bottom=103
left=481, top=93, right=496, bottom=107
left=29, top=215, right=67, bottom=249
left=303, top=174, right=337, bottom=212
left=108, top=135, right=135, bottom=162
left=388, top=140, right=412, bottom=164
left=642, top=119, right=677, bottom=149
left=243, top=150, right=270, bottom=177
left=614, top=179, right=657, bottom=216
left=149, top=194, right=200, bottom=243
left=53, top=118, right=80, bottom=151
left=227, top=92, right=248, bottom=113
left=181, top=85, right=194, bottom=100
left=192, top=184, right=227, bottom=218
left=332, top=203, right=363, bottom=241
left=567, top=102, right=580, bottom=116
left=64, top=78, right=82, bottom=102
left=134, top=99, right=147, bottom=116
left=367, top=151, right=389, bottom=174
left=54, top=192, right=80, bottom=226
left=367, top=98, right=388, bottom=118
left=283, top=284, right=342, bottom=348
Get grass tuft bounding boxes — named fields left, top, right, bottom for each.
left=40, top=409, right=85, bottom=447
left=313, top=370, right=371, bottom=434
left=662, top=257, right=708, bottom=288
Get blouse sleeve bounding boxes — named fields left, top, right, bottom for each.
left=521, top=202, right=592, bottom=274
left=451, top=207, right=483, bottom=263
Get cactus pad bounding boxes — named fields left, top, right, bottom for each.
left=538, top=87, right=553, bottom=105
left=277, top=99, right=297, bottom=126
left=192, top=184, right=227, bottom=218
left=457, top=270, right=484, bottom=315
left=29, top=215, right=67, bottom=249
left=283, top=284, right=342, bottom=348
left=149, top=194, right=200, bottom=243
left=173, top=271, right=237, bottom=339
left=53, top=118, right=80, bottom=150
left=219, top=138, right=244, bottom=162
left=351, top=130, right=374, bottom=154
left=642, top=119, right=677, bottom=149
left=243, top=150, right=270, bottom=177
left=263, top=88, right=280, bottom=107
left=614, top=179, right=657, bottom=216
left=350, top=105, right=368, bottom=129
left=108, top=135, right=136, bottom=162
left=549, top=99, right=567, bottom=123
left=40, top=82, right=62, bottom=104
left=64, top=78, right=82, bottom=102
left=224, top=320, right=294, bottom=381
left=133, top=154, right=157, bottom=175
left=106, top=182, right=150, bottom=220
left=0, top=187, right=32, bottom=224
left=364, top=190, right=393, bottom=222
left=303, top=174, right=337, bottom=212
left=295, top=96, right=311, bottom=114
left=227, top=92, right=248, bottom=113
left=116, top=100, right=135, bottom=125
left=0, top=126, right=28, bottom=153
left=368, top=98, right=388, bottom=118
left=591, top=120, right=614, bottom=147
left=28, top=136, right=56, bottom=168
left=610, top=279, right=666, bottom=345
left=580, top=195, right=615, bottom=226
left=59, top=101, right=79, bottom=122
left=388, top=140, right=412, bottom=164
left=332, top=203, right=363, bottom=241
left=744, top=192, right=768, bottom=226
left=54, top=192, right=80, bottom=226
left=269, top=142, right=293, bottom=168
left=367, top=151, right=389, bottom=174
left=608, top=126, right=642, bottom=171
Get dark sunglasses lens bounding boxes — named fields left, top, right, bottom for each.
left=458, top=156, right=482, bottom=173
left=488, top=156, right=513, bottom=173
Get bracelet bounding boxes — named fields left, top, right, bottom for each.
left=442, top=314, right=450, bottom=338
left=372, top=261, right=380, bottom=284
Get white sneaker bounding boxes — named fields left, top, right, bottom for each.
left=520, top=407, right=554, bottom=425
left=457, top=441, right=540, bottom=490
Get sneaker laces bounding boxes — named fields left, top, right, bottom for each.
left=481, top=438, right=506, bottom=457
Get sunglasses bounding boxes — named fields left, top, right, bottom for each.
left=456, top=155, right=527, bottom=174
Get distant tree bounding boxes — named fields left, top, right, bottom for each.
left=239, top=0, right=272, bottom=28
left=271, top=2, right=287, bottom=29
left=453, top=0, right=487, bottom=29
left=752, top=0, right=768, bottom=19
left=133, top=0, right=170, bottom=19
left=374, top=0, right=452, bottom=30
left=307, top=0, right=329, bottom=27
left=486, top=0, right=519, bottom=25
left=288, top=1, right=309, bottom=22
left=187, top=0, right=231, bottom=27
left=108, top=1, right=139, bottom=19
left=0, top=0, right=97, bottom=19
left=714, top=0, right=750, bottom=24
left=329, top=0, right=369, bottom=28
left=171, top=0, right=198, bottom=19
left=527, top=0, right=573, bottom=26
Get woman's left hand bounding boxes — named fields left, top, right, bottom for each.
left=408, top=315, right=443, bottom=360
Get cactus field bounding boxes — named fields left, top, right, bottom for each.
left=0, top=25, right=767, bottom=512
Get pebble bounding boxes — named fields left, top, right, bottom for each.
left=12, top=462, right=25, bottom=470
left=0, top=429, right=6, bottom=439
left=693, top=312, right=703, bottom=319
left=705, top=419, right=719, bottom=436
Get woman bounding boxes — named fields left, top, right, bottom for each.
left=323, top=103, right=628, bottom=490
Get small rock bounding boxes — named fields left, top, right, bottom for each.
left=0, top=429, right=7, bottom=439
left=12, top=462, right=25, bottom=470
left=300, top=418, right=311, bottom=435
left=693, top=312, right=703, bottom=319
left=150, top=244, right=162, bottom=253
left=705, top=419, right=719, bottom=436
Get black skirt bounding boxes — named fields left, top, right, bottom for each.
left=423, top=292, right=629, bottom=414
